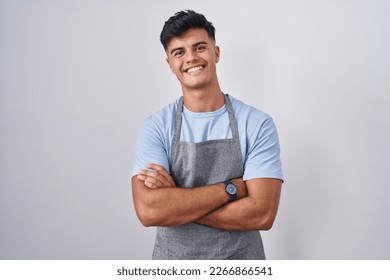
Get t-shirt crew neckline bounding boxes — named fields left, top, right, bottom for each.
left=182, top=103, right=227, bottom=119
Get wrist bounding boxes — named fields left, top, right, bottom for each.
left=223, top=180, right=237, bottom=202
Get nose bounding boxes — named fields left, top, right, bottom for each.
left=185, top=49, right=198, bottom=63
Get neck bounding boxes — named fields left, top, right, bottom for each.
left=181, top=83, right=224, bottom=112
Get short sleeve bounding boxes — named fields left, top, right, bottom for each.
left=131, top=117, right=170, bottom=178
left=243, top=117, right=284, bottom=181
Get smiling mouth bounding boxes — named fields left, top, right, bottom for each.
left=185, top=65, right=204, bottom=73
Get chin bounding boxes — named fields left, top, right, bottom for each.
left=183, top=82, right=208, bottom=90
left=183, top=78, right=211, bottom=89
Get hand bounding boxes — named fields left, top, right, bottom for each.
left=137, top=163, right=177, bottom=189
left=230, top=177, right=248, bottom=199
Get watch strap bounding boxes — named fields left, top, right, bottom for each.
left=224, top=180, right=237, bottom=201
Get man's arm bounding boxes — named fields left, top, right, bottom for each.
left=195, top=178, right=282, bottom=231
left=134, top=164, right=281, bottom=231
left=132, top=164, right=248, bottom=227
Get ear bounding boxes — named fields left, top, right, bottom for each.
left=166, top=57, right=175, bottom=74
left=215, top=45, right=220, bottom=63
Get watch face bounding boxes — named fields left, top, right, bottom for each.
left=226, top=184, right=237, bottom=195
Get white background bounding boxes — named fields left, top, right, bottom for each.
left=1, top=0, right=389, bottom=259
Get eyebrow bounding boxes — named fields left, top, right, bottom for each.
left=170, top=41, right=209, bottom=55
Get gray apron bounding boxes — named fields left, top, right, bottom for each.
left=152, top=94, right=265, bottom=260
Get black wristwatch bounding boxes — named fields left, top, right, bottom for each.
left=224, top=180, right=237, bottom=202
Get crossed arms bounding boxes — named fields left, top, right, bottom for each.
left=131, top=163, right=282, bottom=231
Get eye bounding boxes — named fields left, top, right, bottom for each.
left=196, top=45, right=206, bottom=51
left=174, top=50, right=184, bottom=57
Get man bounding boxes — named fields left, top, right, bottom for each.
left=131, top=10, right=283, bottom=260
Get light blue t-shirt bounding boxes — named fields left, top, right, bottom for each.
left=131, top=95, right=283, bottom=182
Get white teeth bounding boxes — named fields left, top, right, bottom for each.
left=187, top=66, right=203, bottom=73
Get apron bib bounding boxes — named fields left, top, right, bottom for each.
left=152, top=94, right=265, bottom=260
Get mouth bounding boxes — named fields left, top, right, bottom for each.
left=184, top=65, right=205, bottom=74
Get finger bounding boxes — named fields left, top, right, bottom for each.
left=144, top=180, right=158, bottom=189
left=139, top=171, right=168, bottom=188
left=146, top=163, right=165, bottom=171
left=147, top=163, right=173, bottom=181
left=146, top=175, right=165, bottom=188
left=137, top=174, right=158, bottom=184
left=139, top=168, right=172, bottom=186
left=139, top=169, right=165, bottom=182
left=137, top=174, right=146, bottom=182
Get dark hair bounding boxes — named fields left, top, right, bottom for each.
left=160, top=10, right=216, bottom=51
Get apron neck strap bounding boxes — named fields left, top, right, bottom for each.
left=173, top=94, right=239, bottom=142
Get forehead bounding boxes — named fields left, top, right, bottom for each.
left=166, top=28, right=214, bottom=51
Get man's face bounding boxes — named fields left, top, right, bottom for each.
left=166, top=28, right=220, bottom=91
